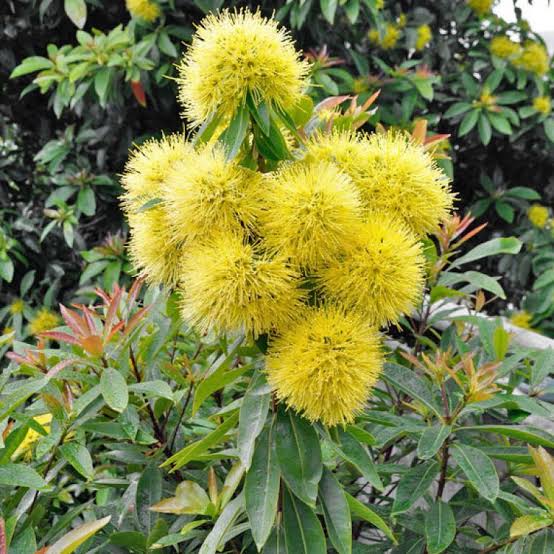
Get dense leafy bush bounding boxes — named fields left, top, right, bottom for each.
left=2, top=7, right=554, bottom=554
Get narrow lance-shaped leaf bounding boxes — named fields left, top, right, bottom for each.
left=424, top=501, right=456, bottom=554
left=319, top=469, right=352, bottom=554
left=392, top=461, right=439, bottom=515
left=275, top=409, right=322, bottom=507
left=245, top=423, right=280, bottom=550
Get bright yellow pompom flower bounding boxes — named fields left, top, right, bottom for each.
left=369, top=23, right=400, bottom=50
left=509, top=311, right=533, bottom=330
left=307, top=130, right=454, bottom=236
left=266, top=305, right=383, bottom=426
left=126, top=0, right=160, bottom=23
left=467, top=0, right=494, bottom=16
left=260, top=161, right=363, bottom=270
left=527, top=204, right=549, bottom=228
left=179, top=234, right=305, bottom=336
left=515, top=42, right=550, bottom=76
left=163, top=144, right=262, bottom=243
left=9, top=298, right=25, bottom=315
left=29, top=308, right=60, bottom=335
left=121, top=135, right=190, bottom=286
left=358, top=131, right=453, bottom=235
left=490, top=36, right=521, bottom=59
left=533, top=96, right=551, bottom=115
left=121, top=134, right=191, bottom=208
left=319, top=218, right=425, bottom=327
left=415, top=24, right=432, bottom=51
left=12, top=414, right=52, bottom=460
left=177, top=10, right=308, bottom=125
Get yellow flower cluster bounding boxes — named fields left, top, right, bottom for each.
left=28, top=308, right=60, bottom=335
left=533, top=96, right=552, bottom=115
left=9, top=298, right=24, bottom=315
left=527, top=204, right=549, bottom=228
left=125, top=0, right=160, bottom=23
left=514, top=41, right=550, bottom=76
left=467, top=0, right=494, bottom=16
left=415, top=24, right=432, bottom=51
left=176, top=10, right=309, bottom=126
left=490, top=36, right=521, bottom=59
left=369, top=23, right=401, bottom=50
left=122, top=10, right=455, bottom=426
left=509, top=311, right=533, bottom=330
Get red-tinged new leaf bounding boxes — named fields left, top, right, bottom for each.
left=362, top=89, right=380, bottom=111
left=81, top=335, right=103, bottom=357
left=131, top=80, right=147, bottom=107
left=47, top=359, right=77, bottom=379
left=315, top=95, right=351, bottom=113
left=124, top=306, right=150, bottom=337
left=106, top=320, right=125, bottom=343
left=104, top=286, right=123, bottom=338
left=128, top=278, right=144, bottom=308
left=40, top=331, right=81, bottom=346
left=60, top=304, right=88, bottom=336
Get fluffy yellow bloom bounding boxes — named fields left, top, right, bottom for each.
left=369, top=23, right=400, bottom=50
left=509, top=311, right=533, bottom=330
left=319, top=218, right=425, bottom=327
left=415, top=24, right=432, bottom=51
left=12, top=414, right=52, bottom=460
left=163, top=144, right=262, bottom=243
left=177, top=10, right=308, bottom=125
left=397, top=13, right=407, bottom=28
left=179, top=234, right=304, bottom=336
left=533, top=96, right=552, bottom=115
left=127, top=207, right=184, bottom=286
left=308, top=130, right=453, bottom=236
left=266, top=305, right=383, bottom=426
left=515, top=42, right=550, bottom=75
left=122, top=135, right=191, bottom=286
left=9, top=298, right=24, bottom=315
left=121, top=134, right=192, bottom=208
left=126, top=0, right=160, bottom=22
left=259, top=161, right=363, bottom=270
left=467, top=0, right=494, bottom=16
left=527, top=204, right=549, bottom=228
left=490, top=36, right=521, bottom=59
left=28, top=308, right=60, bottom=335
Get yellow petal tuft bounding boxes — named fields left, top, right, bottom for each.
left=179, top=234, right=305, bottom=336
left=29, top=309, right=60, bottom=335
left=126, top=0, right=160, bottom=22
left=266, top=305, right=383, bottom=427
left=176, top=10, right=309, bottom=125
left=319, top=218, right=426, bottom=327
left=260, top=161, right=364, bottom=270
left=163, top=144, right=262, bottom=243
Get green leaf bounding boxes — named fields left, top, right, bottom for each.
left=136, top=197, right=162, bottom=213
left=0, top=377, right=49, bottom=423
left=450, top=237, right=521, bottom=268
left=458, top=109, right=479, bottom=137
left=77, top=187, right=96, bottom=216
left=282, top=486, right=326, bottom=554
left=424, top=501, right=456, bottom=554
left=383, top=363, right=442, bottom=417
left=100, top=368, right=128, bottom=413
left=219, top=103, right=249, bottom=160
left=0, top=259, right=14, bottom=282
left=263, top=525, right=286, bottom=553
left=162, top=412, right=239, bottom=470
left=245, top=424, right=280, bottom=550
left=135, top=464, right=162, bottom=534
left=320, top=0, right=338, bottom=23
left=199, top=494, right=244, bottom=554
left=59, top=442, right=94, bottom=480
left=391, top=461, right=439, bottom=515
left=505, top=186, right=541, bottom=200
left=0, top=463, right=47, bottom=490
left=44, top=516, right=111, bottom=554
left=458, top=425, right=554, bottom=448
left=128, top=380, right=174, bottom=400
left=150, top=481, right=210, bottom=515
left=478, top=113, right=492, bottom=145
left=10, top=56, right=53, bottom=78
left=238, top=372, right=270, bottom=469
left=254, top=117, right=290, bottom=161
left=158, top=31, right=178, bottom=57
left=417, top=425, right=451, bottom=460
left=464, top=270, right=506, bottom=299
left=275, top=409, right=322, bottom=507
left=495, top=201, right=515, bottom=223
left=246, top=92, right=270, bottom=136
left=510, top=514, right=553, bottom=539
left=488, top=112, right=512, bottom=134
left=319, top=469, right=351, bottom=554
left=451, top=444, right=499, bottom=502
left=444, top=102, right=472, bottom=119
left=94, top=67, right=111, bottom=105
left=334, top=429, right=383, bottom=491
left=64, top=0, right=87, bottom=28
left=484, top=69, right=504, bottom=92
left=345, top=493, right=397, bottom=544
left=544, top=119, right=554, bottom=142
left=192, top=364, right=251, bottom=415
